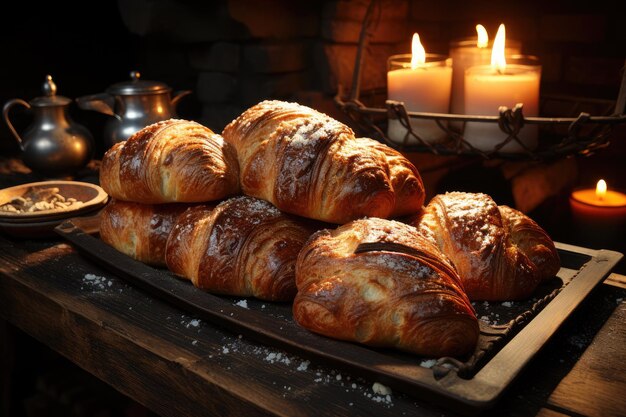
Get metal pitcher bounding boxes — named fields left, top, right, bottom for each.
left=76, top=71, right=191, bottom=150
left=3, top=75, right=94, bottom=178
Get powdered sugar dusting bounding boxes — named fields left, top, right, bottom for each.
left=440, top=192, right=501, bottom=253
left=81, top=273, right=114, bottom=292
left=213, top=335, right=396, bottom=409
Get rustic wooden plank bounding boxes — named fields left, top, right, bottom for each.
left=0, top=237, right=445, bottom=417
left=535, top=408, right=572, bottom=417
left=0, top=320, right=15, bottom=417
left=605, top=273, right=626, bottom=289
left=547, top=299, right=626, bottom=417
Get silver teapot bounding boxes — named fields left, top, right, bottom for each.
left=3, top=75, right=94, bottom=178
left=76, top=71, right=191, bottom=150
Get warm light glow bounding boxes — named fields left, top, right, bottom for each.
left=476, top=24, right=488, bottom=48
left=411, top=33, right=426, bottom=69
left=491, top=24, right=507, bottom=72
left=596, top=179, right=607, bottom=201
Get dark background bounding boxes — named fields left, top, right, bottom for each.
left=0, top=2, right=200, bottom=158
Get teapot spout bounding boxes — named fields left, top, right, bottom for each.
left=76, top=93, right=121, bottom=121
left=171, top=90, right=192, bottom=108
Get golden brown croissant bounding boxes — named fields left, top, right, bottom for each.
left=222, top=100, right=425, bottom=224
left=100, top=119, right=240, bottom=204
left=410, top=192, right=560, bottom=301
left=100, top=199, right=194, bottom=267
left=294, top=217, right=479, bottom=357
left=166, top=196, right=314, bottom=301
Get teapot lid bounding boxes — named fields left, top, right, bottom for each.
left=30, top=75, right=71, bottom=107
left=106, top=71, right=171, bottom=95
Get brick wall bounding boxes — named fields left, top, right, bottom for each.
left=117, top=0, right=625, bottom=132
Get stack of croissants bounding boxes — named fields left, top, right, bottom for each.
left=99, top=100, right=560, bottom=359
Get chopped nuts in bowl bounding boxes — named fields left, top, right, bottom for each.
left=0, top=181, right=108, bottom=223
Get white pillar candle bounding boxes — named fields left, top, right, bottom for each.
left=462, top=25, right=541, bottom=153
left=387, top=33, right=452, bottom=145
left=449, top=31, right=521, bottom=119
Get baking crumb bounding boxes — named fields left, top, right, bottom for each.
left=501, top=301, right=513, bottom=307
left=192, top=340, right=198, bottom=346
left=222, top=347, right=230, bottom=354
left=81, top=273, right=112, bottom=292
left=336, top=374, right=342, bottom=381
left=297, top=361, right=310, bottom=371
left=372, top=382, right=392, bottom=396
left=235, top=299, right=249, bottom=309
left=419, top=359, right=437, bottom=368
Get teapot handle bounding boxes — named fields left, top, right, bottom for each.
left=171, top=90, right=192, bottom=107
left=2, top=99, right=31, bottom=151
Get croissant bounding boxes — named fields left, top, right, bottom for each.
left=99, top=199, right=194, bottom=267
left=410, top=192, right=561, bottom=301
left=166, top=196, right=314, bottom=301
left=294, top=217, right=479, bottom=357
left=222, top=100, right=425, bottom=224
left=100, top=119, right=240, bottom=204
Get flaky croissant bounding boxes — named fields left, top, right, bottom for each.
left=100, top=119, right=240, bottom=204
left=100, top=199, right=194, bottom=267
left=166, top=196, right=314, bottom=301
left=410, top=192, right=560, bottom=301
left=222, top=100, right=425, bottom=224
left=294, top=217, right=479, bottom=357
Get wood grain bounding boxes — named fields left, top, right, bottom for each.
left=1, top=233, right=625, bottom=417
left=0, top=237, right=444, bottom=417
left=547, top=299, right=626, bottom=417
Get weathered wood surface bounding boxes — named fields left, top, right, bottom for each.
left=1, top=234, right=625, bottom=417
left=547, top=295, right=626, bottom=417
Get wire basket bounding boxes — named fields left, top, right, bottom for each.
left=334, top=0, right=626, bottom=161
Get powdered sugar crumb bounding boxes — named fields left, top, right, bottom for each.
left=82, top=273, right=114, bottom=292
left=179, top=316, right=203, bottom=329
left=419, top=359, right=437, bottom=369
left=297, top=361, right=310, bottom=371
left=235, top=299, right=249, bottom=309
left=213, top=336, right=395, bottom=408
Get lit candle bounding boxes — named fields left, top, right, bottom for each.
left=570, top=180, right=626, bottom=248
left=387, top=33, right=452, bottom=145
left=463, top=24, right=541, bottom=153
left=449, top=24, right=521, bottom=123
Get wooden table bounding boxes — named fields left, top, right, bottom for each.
left=1, top=157, right=625, bottom=417
left=1, top=232, right=625, bottom=417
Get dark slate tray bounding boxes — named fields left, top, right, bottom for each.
left=55, top=217, right=623, bottom=414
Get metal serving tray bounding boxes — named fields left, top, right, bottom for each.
left=55, top=218, right=623, bottom=414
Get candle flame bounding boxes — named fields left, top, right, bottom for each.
left=476, top=24, right=488, bottom=48
left=596, top=179, right=607, bottom=201
left=411, top=33, right=426, bottom=69
left=491, top=24, right=507, bottom=73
